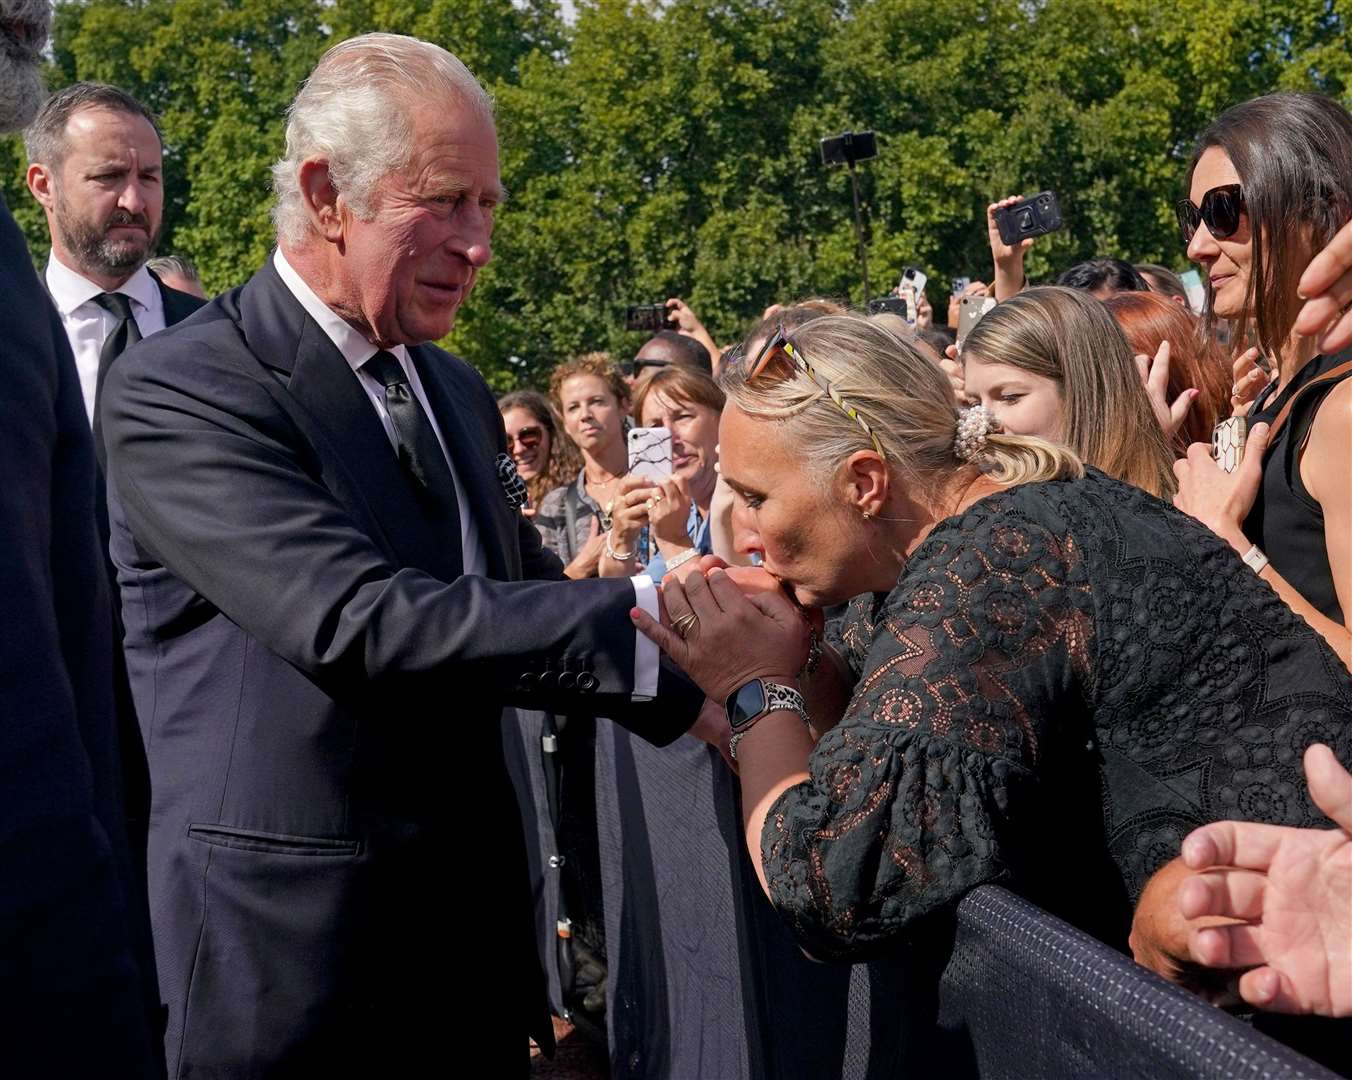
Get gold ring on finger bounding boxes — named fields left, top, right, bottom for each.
left=672, top=612, right=699, bottom=639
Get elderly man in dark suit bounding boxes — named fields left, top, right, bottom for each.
left=0, top=1, right=160, bottom=1075
left=103, top=32, right=700, bottom=1078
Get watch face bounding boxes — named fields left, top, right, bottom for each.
left=727, top=680, right=768, bottom=732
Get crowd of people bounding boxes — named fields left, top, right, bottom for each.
left=2, top=2, right=1351, bottom=1076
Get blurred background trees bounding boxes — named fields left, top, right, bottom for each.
left=4, top=0, right=1348, bottom=387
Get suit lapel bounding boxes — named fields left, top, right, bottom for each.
left=411, top=346, right=518, bottom=580
left=236, top=262, right=463, bottom=581
left=150, top=271, right=207, bottom=326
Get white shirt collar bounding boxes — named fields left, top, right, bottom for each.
left=272, top=248, right=408, bottom=373
left=45, top=253, right=159, bottom=317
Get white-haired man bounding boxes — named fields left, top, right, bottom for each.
left=101, top=33, right=702, bottom=1077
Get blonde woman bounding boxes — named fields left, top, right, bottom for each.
left=633, top=316, right=1352, bottom=1046
left=960, top=286, right=1180, bottom=498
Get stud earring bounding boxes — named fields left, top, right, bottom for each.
left=861, top=509, right=872, bottom=521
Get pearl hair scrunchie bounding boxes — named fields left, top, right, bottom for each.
left=954, top=404, right=998, bottom=463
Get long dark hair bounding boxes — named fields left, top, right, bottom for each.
left=1186, top=92, right=1352, bottom=359
left=498, top=389, right=580, bottom=506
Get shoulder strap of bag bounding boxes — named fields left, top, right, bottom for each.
left=1265, top=358, right=1352, bottom=448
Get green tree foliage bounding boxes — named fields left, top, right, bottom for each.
left=2, top=0, right=1346, bottom=389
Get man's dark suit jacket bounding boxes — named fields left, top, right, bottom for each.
left=0, top=197, right=160, bottom=1076
left=102, top=259, right=700, bottom=1078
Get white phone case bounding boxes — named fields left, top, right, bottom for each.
left=627, top=427, right=673, bottom=483
left=1212, top=416, right=1246, bottom=474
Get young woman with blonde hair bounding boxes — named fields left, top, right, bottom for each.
left=960, top=286, right=1180, bottom=498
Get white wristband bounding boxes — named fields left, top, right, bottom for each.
left=1241, top=544, right=1269, bottom=575
left=662, top=547, right=701, bottom=575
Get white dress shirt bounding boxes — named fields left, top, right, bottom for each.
left=46, top=254, right=166, bottom=426
left=271, top=250, right=659, bottom=699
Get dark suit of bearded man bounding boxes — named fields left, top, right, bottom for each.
left=101, top=32, right=700, bottom=1079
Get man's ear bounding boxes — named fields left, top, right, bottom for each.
left=297, top=158, right=345, bottom=243
left=26, top=161, right=57, bottom=212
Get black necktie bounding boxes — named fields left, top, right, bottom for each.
left=91, top=291, right=143, bottom=469
left=362, top=351, right=464, bottom=553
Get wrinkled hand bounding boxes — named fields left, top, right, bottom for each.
left=1295, top=218, right=1352, bottom=354
left=948, top=280, right=989, bottom=328
left=1173, top=423, right=1269, bottom=546
left=1181, top=744, right=1352, bottom=1017
left=666, top=297, right=706, bottom=337
left=1229, top=346, right=1272, bottom=416
left=633, top=568, right=809, bottom=703
left=1135, top=340, right=1198, bottom=440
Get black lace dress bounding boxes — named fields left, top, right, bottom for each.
left=765, top=469, right=1352, bottom=964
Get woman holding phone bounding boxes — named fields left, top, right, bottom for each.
left=599, top=366, right=727, bottom=578
left=1171, top=91, right=1352, bottom=667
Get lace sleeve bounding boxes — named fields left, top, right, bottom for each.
left=762, top=513, right=1096, bottom=961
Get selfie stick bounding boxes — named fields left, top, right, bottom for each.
left=847, top=159, right=870, bottom=304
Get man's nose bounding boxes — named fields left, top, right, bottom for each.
left=118, top=179, right=147, bottom=216
left=450, top=206, right=493, bottom=268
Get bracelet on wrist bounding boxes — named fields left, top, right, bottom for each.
left=663, top=547, right=700, bottom=574
left=604, top=533, right=638, bottom=562
left=1241, top=544, right=1269, bottom=575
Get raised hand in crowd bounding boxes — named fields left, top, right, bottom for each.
left=666, top=297, right=722, bottom=370
left=914, top=289, right=933, bottom=329
left=947, top=279, right=990, bottom=329
left=598, top=473, right=656, bottom=576
left=988, top=196, right=1035, bottom=300
left=939, top=343, right=967, bottom=402
left=1295, top=217, right=1352, bottom=353
left=1134, top=339, right=1199, bottom=440
left=1179, top=743, right=1352, bottom=1018
left=645, top=472, right=698, bottom=562
left=1227, top=345, right=1272, bottom=415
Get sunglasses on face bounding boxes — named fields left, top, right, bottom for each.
left=506, top=425, right=544, bottom=450
left=1176, top=184, right=1246, bottom=245
left=745, top=325, right=886, bottom=459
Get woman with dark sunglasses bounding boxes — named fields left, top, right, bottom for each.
left=631, top=313, right=1352, bottom=1069
left=1172, top=92, right=1352, bottom=669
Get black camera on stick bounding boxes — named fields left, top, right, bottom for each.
left=819, top=130, right=878, bottom=168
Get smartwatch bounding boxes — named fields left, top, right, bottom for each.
left=726, top=679, right=809, bottom=761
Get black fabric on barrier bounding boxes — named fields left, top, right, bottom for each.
left=508, top=719, right=1342, bottom=1079
left=938, top=885, right=1344, bottom=1080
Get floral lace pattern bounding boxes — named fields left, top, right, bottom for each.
left=765, top=470, right=1352, bottom=962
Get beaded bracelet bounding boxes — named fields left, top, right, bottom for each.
left=604, top=534, right=638, bottom=562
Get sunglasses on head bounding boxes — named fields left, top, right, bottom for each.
left=1176, top=184, right=1245, bottom=245
left=745, top=325, right=886, bottom=459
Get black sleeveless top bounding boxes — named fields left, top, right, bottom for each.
left=1245, top=347, right=1352, bottom=626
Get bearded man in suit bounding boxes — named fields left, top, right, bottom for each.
left=102, top=32, right=700, bottom=1078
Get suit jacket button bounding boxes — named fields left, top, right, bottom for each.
left=557, top=671, right=577, bottom=690
left=538, top=671, right=558, bottom=690
left=576, top=672, right=598, bottom=692
left=518, top=672, right=538, bottom=691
